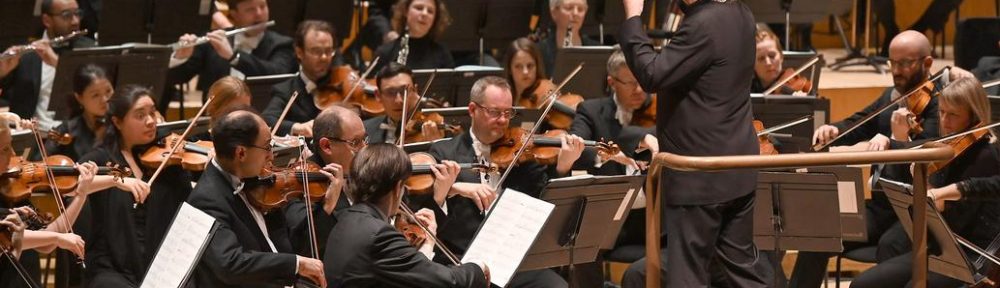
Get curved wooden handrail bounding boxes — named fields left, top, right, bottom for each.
left=642, top=142, right=953, bottom=288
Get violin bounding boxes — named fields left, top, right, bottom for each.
left=490, top=127, right=621, bottom=168
left=403, top=152, right=494, bottom=195
left=403, top=110, right=462, bottom=143
left=905, top=81, right=936, bottom=136
left=0, top=155, right=131, bottom=205
left=244, top=161, right=330, bottom=214
left=139, top=133, right=214, bottom=171
left=928, top=123, right=990, bottom=175
left=774, top=68, right=813, bottom=95
left=630, top=94, right=657, bottom=128
left=753, top=120, right=779, bottom=155
left=314, top=65, right=383, bottom=116
left=1, top=113, right=74, bottom=145
left=394, top=211, right=428, bottom=247
left=518, top=79, right=584, bottom=130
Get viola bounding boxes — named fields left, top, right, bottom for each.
left=403, top=111, right=462, bottom=143
left=394, top=211, right=428, bottom=247
left=139, top=133, right=214, bottom=171
left=518, top=79, right=584, bottom=130
left=928, top=124, right=990, bottom=175
left=905, top=81, right=936, bottom=136
left=314, top=65, right=383, bottom=116
left=0, top=155, right=131, bottom=205
left=774, top=68, right=813, bottom=95
left=404, top=152, right=494, bottom=195
left=753, top=120, right=779, bottom=155
left=630, top=94, right=657, bottom=128
left=243, top=161, right=330, bottom=214
left=490, top=127, right=621, bottom=168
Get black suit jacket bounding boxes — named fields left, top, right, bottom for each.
left=831, top=86, right=941, bottom=147
left=186, top=164, right=299, bottom=288
left=373, top=36, right=454, bottom=72
left=363, top=115, right=394, bottom=144
left=168, top=30, right=297, bottom=92
left=282, top=151, right=351, bottom=258
left=419, top=130, right=554, bottom=263
left=262, top=75, right=321, bottom=136
left=569, top=96, right=654, bottom=175
left=81, top=147, right=193, bottom=286
left=619, top=0, right=758, bottom=205
left=0, top=37, right=96, bottom=119
left=323, top=202, right=487, bottom=288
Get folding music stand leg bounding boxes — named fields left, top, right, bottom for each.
left=829, top=0, right=887, bottom=74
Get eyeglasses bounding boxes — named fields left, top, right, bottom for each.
left=305, top=48, right=335, bottom=58
left=329, top=135, right=368, bottom=150
left=474, top=102, right=516, bottom=119
left=245, top=139, right=275, bottom=154
left=380, top=85, right=416, bottom=99
left=888, top=58, right=921, bottom=70
left=49, top=9, right=82, bottom=20
left=611, top=76, right=639, bottom=89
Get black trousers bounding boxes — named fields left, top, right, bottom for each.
left=850, top=252, right=963, bottom=288
left=621, top=192, right=766, bottom=288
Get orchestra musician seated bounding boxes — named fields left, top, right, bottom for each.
left=538, top=0, right=600, bottom=75
left=323, top=143, right=489, bottom=287
left=372, top=0, right=455, bottom=71
left=363, top=62, right=445, bottom=144
left=263, top=20, right=340, bottom=138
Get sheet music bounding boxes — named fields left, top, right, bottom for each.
left=462, top=189, right=554, bottom=287
left=837, top=181, right=858, bottom=214
left=141, top=203, right=216, bottom=288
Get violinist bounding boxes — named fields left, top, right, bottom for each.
left=323, top=143, right=489, bottom=287
left=372, top=0, right=454, bottom=71
left=263, top=20, right=339, bottom=138
left=537, top=0, right=600, bottom=75
left=851, top=77, right=1000, bottom=288
left=0, top=207, right=27, bottom=287
left=364, top=62, right=445, bottom=144
left=79, top=85, right=191, bottom=287
left=751, top=29, right=812, bottom=95
left=168, top=0, right=296, bottom=113
left=44, top=63, right=111, bottom=161
left=504, top=38, right=548, bottom=104
left=186, top=110, right=338, bottom=288
left=206, top=76, right=254, bottom=118
left=415, top=76, right=581, bottom=288
left=0, top=0, right=95, bottom=128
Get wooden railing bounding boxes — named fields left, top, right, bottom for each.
left=643, top=142, right=954, bottom=288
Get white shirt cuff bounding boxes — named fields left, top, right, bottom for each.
left=168, top=53, right=189, bottom=68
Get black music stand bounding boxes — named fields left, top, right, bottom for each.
left=246, top=73, right=297, bottom=113
left=267, top=0, right=304, bottom=38
left=551, top=46, right=614, bottom=100
left=98, top=0, right=212, bottom=45
left=0, top=0, right=42, bottom=49
left=10, top=130, right=40, bottom=158
left=988, top=96, right=1000, bottom=122
left=802, top=166, right=868, bottom=242
left=156, top=116, right=211, bottom=137
left=50, top=44, right=172, bottom=120
left=880, top=179, right=980, bottom=284
left=421, top=107, right=543, bottom=131
left=750, top=95, right=830, bottom=153
left=519, top=175, right=644, bottom=278
left=411, top=67, right=505, bottom=107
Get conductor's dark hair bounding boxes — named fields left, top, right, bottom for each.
left=347, top=143, right=412, bottom=203
left=375, top=62, right=413, bottom=90
left=213, top=110, right=263, bottom=161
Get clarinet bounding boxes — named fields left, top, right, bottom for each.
left=564, top=24, right=573, bottom=48
left=397, top=28, right=410, bottom=65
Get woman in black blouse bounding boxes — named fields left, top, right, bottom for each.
left=373, top=0, right=454, bottom=72
left=81, top=85, right=192, bottom=287
left=47, top=64, right=112, bottom=161
left=323, top=143, right=488, bottom=287
left=852, top=77, right=1000, bottom=288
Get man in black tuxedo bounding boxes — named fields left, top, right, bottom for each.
left=168, top=0, right=297, bottom=113
left=417, top=76, right=584, bottom=288
left=617, top=0, right=765, bottom=286
left=186, top=110, right=342, bottom=287
left=363, top=62, right=445, bottom=144
left=262, top=20, right=338, bottom=137
left=0, top=0, right=95, bottom=129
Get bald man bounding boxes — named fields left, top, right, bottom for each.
left=790, top=31, right=973, bottom=288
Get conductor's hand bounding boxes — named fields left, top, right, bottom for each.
left=812, top=124, right=840, bottom=146
left=174, top=34, right=198, bottom=60
left=623, top=0, right=644, bottom=18
left=296, top=256, right=326, bottom=288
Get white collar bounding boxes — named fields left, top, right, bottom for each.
left=299, top=70, right=317, bottom=94
left=613, top=93, right=635, bottom=126
left=211, top=159, right=244, bottom=193
left=469, top=126, right=491, bottom=160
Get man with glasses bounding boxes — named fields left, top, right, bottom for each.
left=0, top=0, right=95, bottom=129
left=169, top=0, right=297, bottom=114
left=364, top=62, right=445, bottom=144
left=187, top=110, right=342, bottom=287
left=538, top=0, right=601, bottom=74
left=413, top=76, right=584, bottom=288
left=263, top=20, right=340, bottom=137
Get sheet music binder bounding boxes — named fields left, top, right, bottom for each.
left=140, top=203, right=219, bottom=288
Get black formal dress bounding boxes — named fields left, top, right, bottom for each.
left=373, top=36, right=454, bottom=72
left=419, top=130, right=568, bottom=288
left=323, top=202, right=488, bottom=287
left=851, top=138, right=1000, bottom=288
left=82, top=146, right=193, bottom=287
left=618, top=0, right=765, bottom=286
left=0, top=36, right=96, bottom=120
left=185, top=162, right=301, bottom=288
left=45, top=116, right=99, bottom=161
left=262, top=75, right=321, bottom=136
left=167, top=30, right=297, bottom=108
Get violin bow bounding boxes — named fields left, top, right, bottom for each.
left=484, top=63, right=585, bottom=216
left=147, top=96, right=215, bottom=187
left=28, top=121, right=84, bottom=268
left=341, top=57, right=381, bottom=104
left=813, top=67, right=949, bottom=151
left=1, top=246, right=41, bottom=288
left=756, top=115, right=812, bottom=137
left=402, top=69, right=438, bottom=127
left=983, top=78, right=1000, bottom=90
left=763, top=55, right=821, bottom=96
left=909, top=121, right=1000, bottom=150
left=296, top=136, right=322, bottom=260
left=270, top=91, right=299, bottom=136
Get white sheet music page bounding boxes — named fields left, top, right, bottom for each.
left=461, top=189, right=554, bottom=287
left=141, top=203, right=216, bottom=288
